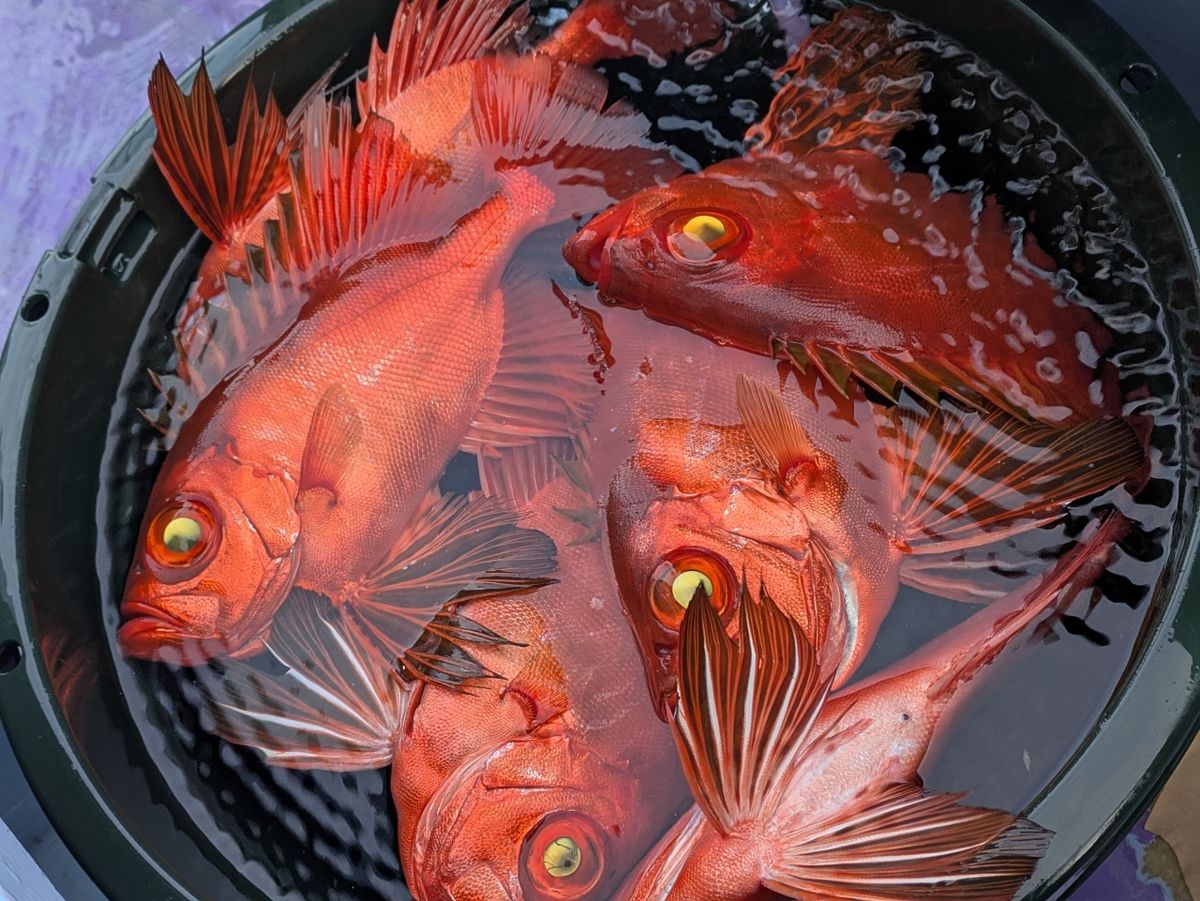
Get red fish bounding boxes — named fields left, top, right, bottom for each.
left=608, top=372, right=1143, bottom=718
left=121, top=55, right=675, bottom=663
left=564, top=8, right=1122, bottom=426
left=154, top=0, right=738, bottom=335
left=618, top=512, right=1126, bottom=901
left=200, top=474, right=690, bottom=899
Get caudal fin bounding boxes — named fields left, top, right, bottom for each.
left=765, top=782, right=1051, bottom=901
left=672, top=585, right=834, bottom=834
left=470, top=55, right=682, bottom=219
left=888, top=401, right=1142, bottom=601
left=357, top=0, right=526, bottom=115
left=149, top=57, right=289, bottom=243
left=749, top=7, right=924, bottom=158
left=199, top=589, right=403, bottom=770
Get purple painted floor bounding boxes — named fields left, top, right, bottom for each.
left=0, top=2, right=1194, bottom=899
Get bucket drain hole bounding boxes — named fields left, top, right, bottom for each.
left=1120, top=63, right=1158, bottom=95
left=0, top=640, right=21, bottom=675
left=20, top=293, right=49, bottom=323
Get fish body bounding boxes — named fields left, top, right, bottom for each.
left=606, top=369, right=1142, bottom=718
left=563, top=10, right=1121, bottom=425
left=122, top=55, right=675, bottom=661
left=620, top=513, right=1126, bottom=901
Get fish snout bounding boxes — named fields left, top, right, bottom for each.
left=564, top=207, right=631, bottom=291
left=117, top=590, right=222, bottom=662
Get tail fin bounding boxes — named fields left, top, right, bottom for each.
left=672, top=585, right=834, bottom=834
left=748, top=7, right=924, bottom=158
left=470, top=55, right=682, bottom=219
left=887, top=401, right=1142, bottom=601
left=764, top=782, right=1051, bottom=901
left=357, top=0, right=526, bottom=115
left=198, top=589, right=403, bottom=770
left=149, top=57, right=289, bottom=243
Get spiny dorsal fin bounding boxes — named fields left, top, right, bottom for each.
left=397, top=607, right=518, bottom=691
left=357, top=0, right=527, bottom=115
left=672, top=585, right=832, bottom=834
left=149, top=57, right=289, bottom=242
left=748, top=7, right=924, bottom=158
left=885, top=401, right=1143, bottom=559
left=764, top=782, right=1051, bottom=901
left=199, top=589, right=404, bottom=769
left=350, top=493, right=557, bottom=660
left=470, top=54, right=682, bottom=218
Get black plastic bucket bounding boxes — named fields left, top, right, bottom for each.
left=1, top=1, right=1198, bottom=899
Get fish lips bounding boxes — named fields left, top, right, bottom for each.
left=117, top=595, right=227, bottom=664
left=564, top=211, right=630, bottom=295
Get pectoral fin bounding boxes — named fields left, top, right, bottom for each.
left=199, top=589, right=403, bottom=770
left=298, top=384, right=363, bottom=506
left=764, top=783, right=1051, bottom=901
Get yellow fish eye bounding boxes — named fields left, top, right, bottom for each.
left=681, top=214, right=727, bottom=246
left=543, top=836, right=582, bottom=878
left=163, top=516, right=203, bottom=553
left=671, top=570, right=714, bottom=608
left=666, top=212, right=743, bottom=263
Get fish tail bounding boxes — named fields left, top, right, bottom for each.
left=748, top=7, right=925, bottom=157
left=198, top=589, right=404, bottom=770
left=148, top=56, right=289, bottom=243
left=469, top=55, right=682, bottom=220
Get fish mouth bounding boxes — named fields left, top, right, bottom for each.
left=117, top=597, right=221, bottom=662
left=564, top=213, right=625, bottom=292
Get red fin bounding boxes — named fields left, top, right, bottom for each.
left=470, top=55, right=682, bottom=217
left=886, top=402, right=1142, bottom=567
left=924, top=512, right=1127, bottom=701
left=351, top=494, right=557, bottom=659
left=398, top=608, right=516, bottom=690
left=749, top=7, right=924, bottom=158
left=465, top=269, right=600, bottom=450
left=672, top=585, right=832, bottom=834
left=357, top=0, right=524, bottom=115
left=765, top=782, right=1051, bottom=901
left=734, top=374, right=818, bottom=490
left=502, top=644, right=572, bottom=730
left=298, top=384, right=363, bottom=501
left=478, top=437, right=577, bottom=510
left=199, top=589, right=403, bottom=769
left=149, top=57, right=289, bottom=242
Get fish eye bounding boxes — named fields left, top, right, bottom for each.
left=521, top=812, right=606, bottom=899
left=665, top=211, right=745, bottom=264
left=146, top=497, right=220, bottom=571
left=650, top=549, right=735, bottom=629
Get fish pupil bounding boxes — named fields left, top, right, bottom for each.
left=543, top=837, right=582, bottom=877
left=163, top=516, right=203, bottom=553
left=672, top=570, right=714, bottom=607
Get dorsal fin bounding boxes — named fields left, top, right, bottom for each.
left=764, top=782, right=1051, bottom=900
left=672, top=585, right=832, bottom=834
left=357, top=0, right=526, bottom=115
left=149, top=57, right=289, bottom=242
left=199, top=589, right=405, bottom=769
left=748, top=7, right=924, bottom=158
left=166, top=101, right=471, bottom=404
left=470, top=55, right=682, bottom=218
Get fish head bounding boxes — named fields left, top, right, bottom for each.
left=410, top=734, right=656, bottom=901
left=118, top=445, right=300, bottom=663
left=563, top=161, right=803, bottom=340
left=609, top=455, right=835, bottom=720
